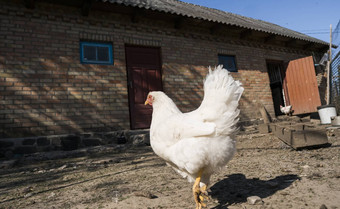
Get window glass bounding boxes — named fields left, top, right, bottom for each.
left=218, top=55, right=237, bottom=72
left=97, top=46, right=109, bottom=62
left=83, top=45, right=96, bottom=61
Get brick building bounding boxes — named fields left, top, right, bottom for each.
left=0, top=0, right=330, bottom=138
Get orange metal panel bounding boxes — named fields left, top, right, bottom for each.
left=284, top=56, right=321, bottom=115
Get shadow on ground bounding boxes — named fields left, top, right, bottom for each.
left=0, top=146, right=163, bottom=205
left=210, top=173, right=300, bottom=208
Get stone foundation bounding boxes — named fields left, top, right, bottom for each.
left=0, top=130, right=150, bottom=158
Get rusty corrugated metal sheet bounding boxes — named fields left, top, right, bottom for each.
left=284, top=56, right=321, bottom=115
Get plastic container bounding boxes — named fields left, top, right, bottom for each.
left=317, top=105, right=337, bottom=124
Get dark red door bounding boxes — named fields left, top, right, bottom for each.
left=125, top=46, right=162, bottom=129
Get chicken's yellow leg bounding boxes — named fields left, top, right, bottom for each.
left=200, top=185, right=208, bottom=196
left=193, top=169, right=207, bottom=209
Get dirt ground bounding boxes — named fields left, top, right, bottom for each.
left=0, top=128, right=340, bottom=209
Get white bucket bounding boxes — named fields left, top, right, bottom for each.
left=317, top=105, right=337, bottom=124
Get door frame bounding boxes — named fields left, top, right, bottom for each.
left=267, top=56, right=321, bottom=116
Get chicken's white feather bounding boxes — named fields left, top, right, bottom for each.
left=148, top=65, right=243, bottom=187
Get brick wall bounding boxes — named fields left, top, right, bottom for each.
left=0, top=1, right=322, bottom=138
left=0, top=2, right=131, bottom=137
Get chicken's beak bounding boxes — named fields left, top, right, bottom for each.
left=145, top=95, right=152, bottom=105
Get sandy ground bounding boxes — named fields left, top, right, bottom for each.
left=0, top=129, right=340, bottom=209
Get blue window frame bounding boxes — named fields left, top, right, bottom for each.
left=218, top=54, right=238, bottom=72
left=80, top=41, right=113, bottom=65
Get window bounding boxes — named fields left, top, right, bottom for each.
left=218, top=54, right=237, bottom=72
left=80, top=41, right=113, bottom=65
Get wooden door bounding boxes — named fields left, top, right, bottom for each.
left=283, top=56, right=321, bottom=115
left=125, top=46, right=162, bottom=129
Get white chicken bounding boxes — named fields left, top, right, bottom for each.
left=144, top=65, right=244, bottom=209
left=280, top=105, right=292, bottom=116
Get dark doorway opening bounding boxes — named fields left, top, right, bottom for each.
left=267, top=61, right=285, bottom=116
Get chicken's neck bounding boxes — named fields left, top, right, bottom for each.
left=151, top=96, right=181, bottom=119
left=149, top=95, right=182, bottom=152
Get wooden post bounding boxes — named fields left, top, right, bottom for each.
left=327, top=24, right=332, bottom=105
left=259, top=104, right=270, bottom=124
left=330, top=24, right=332, bottom=63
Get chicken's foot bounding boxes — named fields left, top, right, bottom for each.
left=193, top=169, right=208, bottom=209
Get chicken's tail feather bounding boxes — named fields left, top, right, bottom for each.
left=200, top=65, right=244, bottom=136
